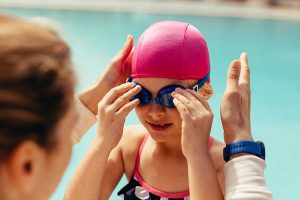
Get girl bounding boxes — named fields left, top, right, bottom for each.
left=66, top=21, right=225, bottom=200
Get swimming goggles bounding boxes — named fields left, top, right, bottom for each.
left=127, top=71, right=210, bottom=108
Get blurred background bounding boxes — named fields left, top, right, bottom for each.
left=1, top=0, right=300, bottom=200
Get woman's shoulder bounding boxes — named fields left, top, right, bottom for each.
left=120, top=125, right=148, bottom=178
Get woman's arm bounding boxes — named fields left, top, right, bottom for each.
left=221, top=52, right=272, bottom=200
left=71, top=35, right=134, bottom=143
left=225, top=155, right=272, bottom=200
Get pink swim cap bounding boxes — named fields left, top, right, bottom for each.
left=132, top=21, right=210, bottom=81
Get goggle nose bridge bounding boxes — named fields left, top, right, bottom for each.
left=146, top=97, right=161, bottom=105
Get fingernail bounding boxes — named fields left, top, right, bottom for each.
left=134, top=85, right=141, bottom=90
left=127, top=34, right=132, bottom=41
left=241, top=52, right=247, bottom=58
left=175, top=88, right=182, bottom=92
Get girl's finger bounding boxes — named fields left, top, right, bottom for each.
left=173, top=98, right=191, bottom=121
left=101, top=82, right=135, bottom=105
left=174, top=88, right=209, bottom=112
left=185, top=89, right=212, bottom=112
left=172, top=91, right=201, bottom=118
left=116, top=99, right=139, bottom=117
left=112, top=85, right=141, bottom=111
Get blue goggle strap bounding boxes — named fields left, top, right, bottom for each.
left=192, top=71, right=210, bottom=92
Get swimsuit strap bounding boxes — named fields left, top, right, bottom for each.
left=209, top=136, right=214, bottom=149
left=134, top=134, right=149, bottom=172
left=133, top=134, right=190, bottom=198
left=132, top=134, right=214, bottom=199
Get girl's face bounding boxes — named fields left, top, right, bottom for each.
left=134, top=77, right=189, bottom=142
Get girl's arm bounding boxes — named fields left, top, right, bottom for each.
left=65, top=83, right=141, bottom=200
left=172, top=89, right=223, bottom=200
left=186, top=152, right=223, bottom=200
left=64, top=138, right=123, bottom=200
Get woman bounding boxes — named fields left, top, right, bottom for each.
left=0, top=14, right=136, bottom=200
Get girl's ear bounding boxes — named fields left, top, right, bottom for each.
left=4, top=140, right=47, bottom=197
left=199, top=82, right=214, bottom=100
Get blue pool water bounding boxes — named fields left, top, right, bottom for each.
left=1, top=7, right=300, bottom=200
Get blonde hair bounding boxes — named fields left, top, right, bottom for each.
left=185, top=80, right=214, bottom=99
left=0, top=14, right=75, bottom=161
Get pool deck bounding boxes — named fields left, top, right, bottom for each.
left=1, top=0, right=300, bottom=21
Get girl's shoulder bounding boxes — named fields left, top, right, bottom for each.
left=120, top=125, right=147, bottom=179
left=120, top=125, right=147, bottom=154
left=209, top=137, right=226, bottom=171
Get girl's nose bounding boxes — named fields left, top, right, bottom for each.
left=147, top=104, right=166, bottom=120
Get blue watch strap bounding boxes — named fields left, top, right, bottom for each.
left=223, top=141, right=265, bottom=162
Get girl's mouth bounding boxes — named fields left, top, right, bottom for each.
left=146, top=121, right=173, bottom=131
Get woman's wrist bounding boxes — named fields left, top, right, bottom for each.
left=224, top=130, right=253, bottom=144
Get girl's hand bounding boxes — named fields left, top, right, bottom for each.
left=172, top=88, right=213, bottom=159
left=96, top=82, right=141, bottom=149
left=221, top=52, right=253, bottom=144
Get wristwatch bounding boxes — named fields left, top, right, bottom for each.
left=223, top=141, right=265, bottom=162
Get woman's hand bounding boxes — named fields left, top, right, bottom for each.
left=172, top=88, right=213, bottom=158
left=78, top=35, right=134, bottom=114
left=96, top=82, right=141, bottom=149
left=221, top=52, right=253, bottom=144
left=98, top=35, right=134, bottom=88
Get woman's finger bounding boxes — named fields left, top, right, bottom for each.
left=226, top=60, right=241, bottom=93
left=112, top=35, right=134, bottom=64
left=101, top=82, right=134, bottom=105
left=124, top=46, right=134, bottom=69
left=239, top=52, right=251, bottom=91
left=112, top=85, right=141, bottom=111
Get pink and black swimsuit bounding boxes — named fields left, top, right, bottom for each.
left=118, top=134, right=214, bottom=200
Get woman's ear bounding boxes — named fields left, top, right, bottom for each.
left=5, top=140, right=46, bottom=197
